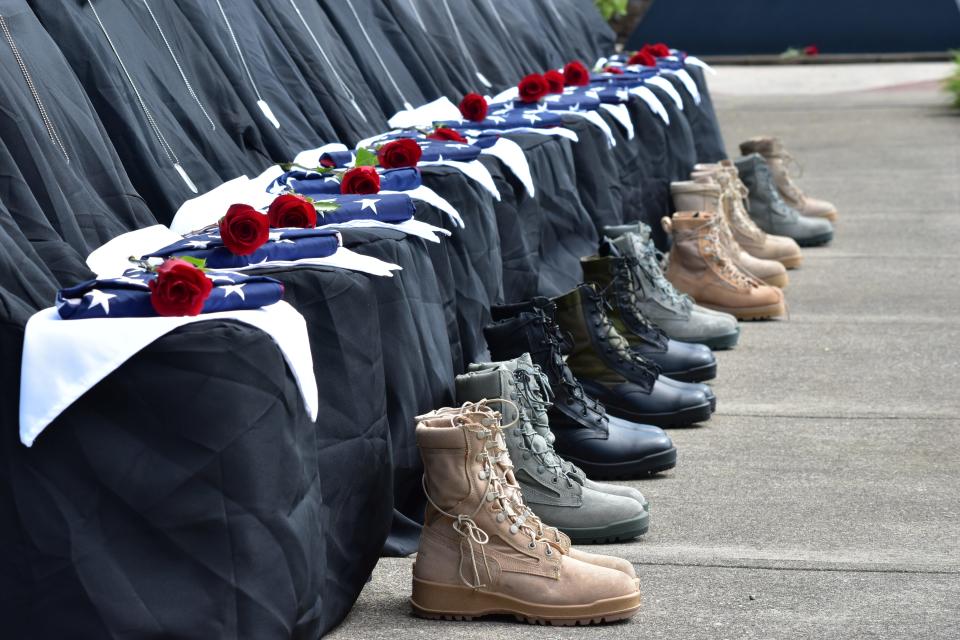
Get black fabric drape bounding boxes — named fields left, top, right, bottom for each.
left=28, top=0, right=271, bottom=221
left=254, top=0, right=390, bottom=145
left=2, top=319, right=326, bottom=639
left=0, top=0, right=156, bottom=255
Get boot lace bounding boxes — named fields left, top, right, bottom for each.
left=533, top=314, right=610, bottom=424
left=719, top=173, right=766, bottom=242
left=584, top=287, right=660, bottom=385
left=699, top=219, right=762, bottom=289
left=604, top=259, right=669, bottom=348
left=631, top=240, right=694, bottom=313
left=422, top=402, right=557, bottom=589
left=768, top=151, right=806, bottom=203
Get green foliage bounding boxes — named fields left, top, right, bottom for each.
left=946, top=51, right=960, bottom=108
left=305, top=197, right=341, bottom=215
left=178, top=256, right=208, bottom=270
left=353, top=147, right=379, bottom=167
left=594, top=0, right=627, bottom=20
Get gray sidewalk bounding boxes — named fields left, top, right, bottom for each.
left=329, top=66, right=960, bottom=639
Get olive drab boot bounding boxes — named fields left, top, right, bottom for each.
left=662, top=212, right=786, bottom=320
left=603, top=222, right=741, bottom=350
left=411, top=405, right=641, bottom=624
left=692, top=161, right=804, bottom=269
left=485, top=301, right=678, bottom=478
left=739, top=136, right=838, bottom=222
left=456, top=366, right=650, bottom=543
left=671, top=180, right=789, bottom=288
left=581, top=251, right=718, bottom=383
left=735, top=153, right=834, bottom=247
left=552, top=284, right=713, bottom=427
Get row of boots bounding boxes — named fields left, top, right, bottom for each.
left=407, top=137, right=837, bottom=625
left=661, top=137, right=837, bottom=320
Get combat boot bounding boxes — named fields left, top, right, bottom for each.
left=467, top=356, right=650, bottom=511
left=740, top=136, right=838, bottom=221
left=604, top=223, right=741, bottom=350
left=456, top=366, right=649, bottom=543
left=693, top=161, right=804, bottom=269
left=671, top=180, right=789, bottom=288
left=506, top=355, right=651, bottom=509
left=663, top=211, right=786, bottom=320
left=581, top=251, right=718, bottom=383
left=552, top=284, right=713, bottom=427
left=485, top=301, right=677, bottom=477
left=735, top=153, right=834, bottom=247
left=411, top=405, right=641, bottom=624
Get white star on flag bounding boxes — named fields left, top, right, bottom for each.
left=221, top=284, right=246, bottom=300
left=359, top=198, right=380, bottom=214
left=522, top=112, right=542, bottom=124
left=85, top=289, right=117, bottom=315
left=186, top=240, right=210, bottom=249
left=488, top=115, right=506, bottom=124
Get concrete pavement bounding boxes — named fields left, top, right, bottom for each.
left=328, top=65, right=960, bottom=639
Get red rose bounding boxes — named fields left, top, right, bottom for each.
left=340, top=166, right=381, bottom=195
left=544, top=69, right=565, bottom=94
left=604, top=66, right=624, bottom=75
left=426, top=126, right=468, bottom=143
left=563, top=61, right=590, bottom=87
left=644, top=42, right=670, bottom=58
left=218, top=204, right=269, bottom=256
left=149, top=258, right=213, bottom=317
left=627, top=50, right=656, bottom=67
left=803, top=44, right=819, bottom=56
left=377, top=138, right=423, bottom=169
left=517, top=73, right=548, bottom=103
left=267, top=194, right=317, bottom=228
left=458, top=92, right=489, bottom=122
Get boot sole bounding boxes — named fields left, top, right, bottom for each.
left=563, top=446, right=677, bottom=480
left=762, top=272, right=789, bottom=289
left=795, top=230, right=833, bottom=247
left=663, top=361, right=717, bottom=383
left=778, top=254, right=803, bottom=270
left=695, top=328, right=740, bottom=350
left=559, top=511, right=650, bottom=544
left=701, top=301, right=786, bottom=321
left=604, top=399, right=713, bottom=428
left=411, top=577, right=641, bottom=625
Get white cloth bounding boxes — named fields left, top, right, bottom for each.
left=320, top=218, right=449, bottom=243
left=664, top=68, right=701, bottom=104
left=417, top=159, right=500, bottom=201
left=645, top=76, right=684, bottom=110
left=19, top=301, right=318, bottom=447
left=481, top=137, right=535, bottom=197
left=560, top=109, right=615, bottom=147
left=87, top=225, right=184, bottom=278
left=629, top=86, right=670, bottom=125
left=387, top=96, right=462, bottom=129
left=600, top=103, right=635, bottom=140
left=171, top=176, right=258, bottom=235
left=682, top=55, right=716, bottom=75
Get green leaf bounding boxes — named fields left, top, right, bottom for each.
left=279, top=161, right=334, bottom=174
left=354, top=147, right=379, bottom=167
left=310, top=199, right=341, bottom=215
left=178, top=256, right=208, bottom=270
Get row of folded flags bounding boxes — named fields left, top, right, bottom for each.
left=55, top=44, right=705, bottom=323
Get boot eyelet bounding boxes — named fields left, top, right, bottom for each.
left=528, top=541, right=537, bottom=549
left=509, top=524, right=519, bottom=534
left=545, top=547, right=553, bottom=556
left=551, top=477, right=558, bottom=484
left=497, top=513, right=506, bottom=522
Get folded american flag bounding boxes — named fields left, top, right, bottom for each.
left=271, top=167, right=422, bottom=195
left=144, top=227, right=342, bottom=269
left=434, top=107, right=565, bottom=131
left=56, top=270, right=283, bottom=320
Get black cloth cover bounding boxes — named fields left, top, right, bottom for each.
left=28, top=0, right=272, bottom=221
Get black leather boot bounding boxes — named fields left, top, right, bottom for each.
left=551, top=284, right=713, bottom=427
left=485, top=301, right=677, bottom=478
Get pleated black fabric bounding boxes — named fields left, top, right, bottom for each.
left=1, top=319, right=326, bottom=639
left=28, top=0, right=271, bottom=221
left=254, top=0, right=389, bottom=145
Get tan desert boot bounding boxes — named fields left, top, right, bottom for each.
left=662, top=212, right=786, bottom=320
left=739, top=136, right=838, bottom=221
left=671, top=181, right=789, bottom=288
left=692, top=163, right=804, bottom=270
left=420, top=404, right=639, bottom=582
left=411, top=404, right=641, bottom=625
